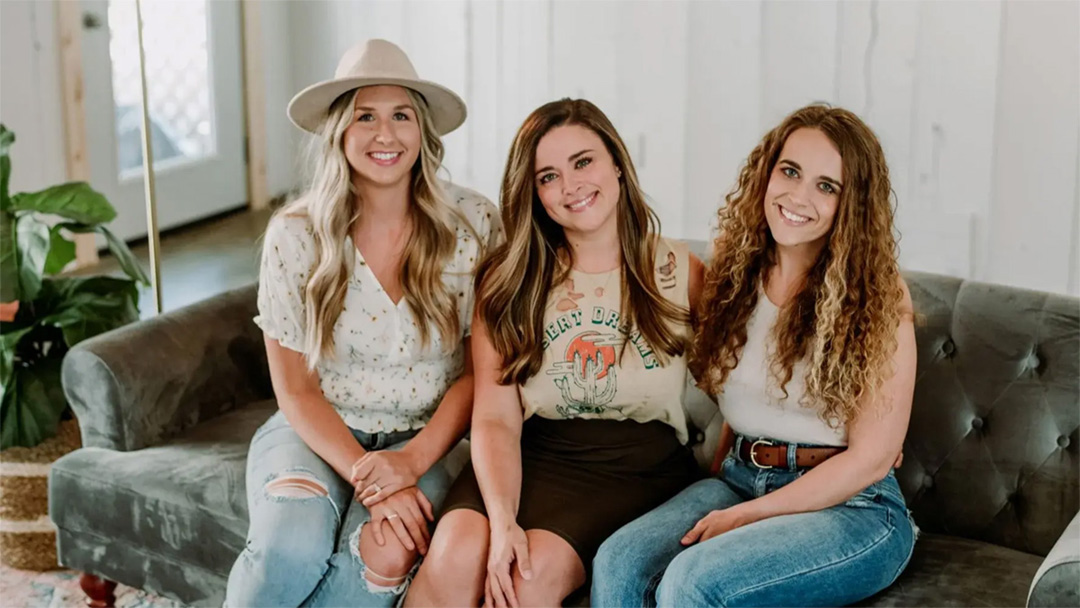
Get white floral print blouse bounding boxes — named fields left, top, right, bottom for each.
left=255, top=183, right=503, bottom=433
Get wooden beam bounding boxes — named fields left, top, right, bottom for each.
left=241, top=0, right=269, bottom=210
left=55, top=1, right=99, bottom=267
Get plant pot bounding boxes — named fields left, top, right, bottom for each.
left=0, top=418, right=81, bottom=571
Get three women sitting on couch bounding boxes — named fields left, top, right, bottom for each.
left=233, top=38, right=917, bottom=608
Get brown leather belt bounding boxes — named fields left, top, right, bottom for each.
left=737, top=437, right=845, bottom=469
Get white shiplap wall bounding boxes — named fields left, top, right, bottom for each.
left=5, top=0, right=1077, bottom=295
left=275, top=0, right=1078, bottom=296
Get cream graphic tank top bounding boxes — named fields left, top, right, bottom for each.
left=518, top=238, right=693, bottom=444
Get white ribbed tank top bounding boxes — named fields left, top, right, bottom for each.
left=716, top=290, right=847, bottom=447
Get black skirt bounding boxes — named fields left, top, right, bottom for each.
left=440, top=416, right=701, bottom=567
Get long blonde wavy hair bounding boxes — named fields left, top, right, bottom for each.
left=692, top=104, right=905, bottom=427
left=477, top=98, right=689, bottom=385
left=277, top=88, right=478, bottom=369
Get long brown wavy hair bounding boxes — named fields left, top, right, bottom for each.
left=692, top=104, right=905, bottom=427
left=477, top=99, right=688, bottom=385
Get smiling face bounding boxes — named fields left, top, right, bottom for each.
left=342, top=85, right=422, bottom=190
left=763, top=127, right=844, bottom=253
left=533, top=124, right=622, bottom=241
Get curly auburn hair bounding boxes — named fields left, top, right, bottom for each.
left=692, top=104, right=906, bottom=427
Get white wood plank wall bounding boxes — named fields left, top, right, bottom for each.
left=8, top=0, right=1074, bottom=294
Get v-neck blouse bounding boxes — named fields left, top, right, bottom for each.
left=255, top=183, right=503, bottom=433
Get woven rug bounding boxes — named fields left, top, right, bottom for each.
left=0, top=564, right=180, bottom=607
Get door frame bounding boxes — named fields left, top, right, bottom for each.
left=55, top=0, right=268, bottom=268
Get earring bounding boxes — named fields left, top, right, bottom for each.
left=616, top=168, right=623, bottom=178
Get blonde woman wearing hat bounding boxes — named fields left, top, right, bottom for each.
left=225, top=40, right=501, bottom=607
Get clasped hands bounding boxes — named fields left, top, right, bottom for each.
left=350, top=449, right=433, bottom=555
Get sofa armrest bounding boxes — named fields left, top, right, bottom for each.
left=1028, top=510, right=1080, bottom=607
left=61, top=284, right=272, bottom=451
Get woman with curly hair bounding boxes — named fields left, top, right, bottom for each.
left=592, top=104, right=918, bottom=607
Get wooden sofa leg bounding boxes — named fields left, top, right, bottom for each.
left=79, top=573, right=117, bottom=608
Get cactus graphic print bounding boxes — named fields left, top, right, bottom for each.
left=551, top=329, right=620, bottom=417
left=518, top=238, right=695, bottom=444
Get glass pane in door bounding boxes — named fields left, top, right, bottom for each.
left=107, top=0, right=215, bottom=174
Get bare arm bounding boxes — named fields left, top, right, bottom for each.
left=470, top=314, right=525, bottom=528
left=470, top=313, right=534, bottom=606
left=353, top=342, right=476, bottom=505
left=686, top=280, right=917, bottom=541
left=399, top=341, right=474, bottom=474
left=349, top=342, right=476, bottom=550
left=265, top=336, right=365, bottom=480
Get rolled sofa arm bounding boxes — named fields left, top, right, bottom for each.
left=1028, top=510, right=1080, bottom=607
left=61, top=284, right=272, bottom=452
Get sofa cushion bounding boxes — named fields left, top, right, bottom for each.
left=857, top=532, right=1042, bottom=607
left=897, top=273, right=1079, bottom=556
left=49, top=399, right=277, bottom=578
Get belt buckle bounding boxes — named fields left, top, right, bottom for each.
left=749, top=439, right=774, bottom=469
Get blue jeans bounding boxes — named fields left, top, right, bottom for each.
left=225, top=411, right=467, bottom=607
left=592, top=438, right=918, bottom=607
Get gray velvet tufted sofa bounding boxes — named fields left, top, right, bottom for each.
left=49, top=266, right=1079, bottom=607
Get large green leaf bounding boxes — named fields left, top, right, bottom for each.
left=0, top=325, right=33, bottom=404
left=0, top=211, right=17, bottom=302
left=98, top=226, right=149, bottom=284
left=0, top=357, right=66, bottom=449
left=0, top=125, right=13, bottom=212
left=0, top=373, right=19, bottom=448
left=10, top=182, right=116, bottom=225
left=43, top=225, right=77, bottom=275
left=36, top=276, right=139, bottom=347
left=55, top=222, right=149, bottom=285
left=15, top=214, right=50, bottom=302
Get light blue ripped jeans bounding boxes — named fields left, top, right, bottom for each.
left=225, top=411, right=467, bottom=607
left=593, top=434, right=919, bottom=607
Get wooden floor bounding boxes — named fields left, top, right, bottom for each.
left=69, top=207, right=275, bottom=319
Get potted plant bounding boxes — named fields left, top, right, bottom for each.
left=0, top=124, right=151, bottom=570
left=0, top=123, right=149, bottom=450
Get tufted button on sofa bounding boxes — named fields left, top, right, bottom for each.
left=50, top=251, right=1078, bottom=606
left=680, top=267, right=1079, bottom=608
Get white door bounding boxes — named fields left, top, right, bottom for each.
left=80, top=0, right=246, bottom=242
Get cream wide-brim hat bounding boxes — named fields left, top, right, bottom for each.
left=287, top=39, right=467, bottom=135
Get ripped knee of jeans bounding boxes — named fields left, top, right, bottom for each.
left=363, top=568, right=409, bottom=596
left=263, top=469, right=330, bottom=499
left=350, top=520, right=415, bottom=595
